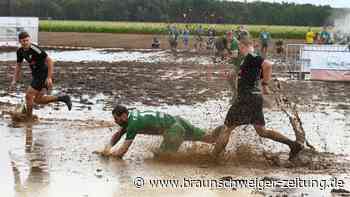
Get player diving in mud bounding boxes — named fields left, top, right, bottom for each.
left=95, top=105, right=224, bottom=158
left=212, top=37, right=304, bottom=161
left=9, top=32, right=72, bottom=121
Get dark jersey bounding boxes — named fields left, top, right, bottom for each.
left=16, top=44, right=48, bottom=77
left=237, top=53, right=264, bottom=95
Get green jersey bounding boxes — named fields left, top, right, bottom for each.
left=320, top=31, right=330, bottom=44
left=120, top=110, right=177, bottom=140
left=230, top=38, right=239, bottom=51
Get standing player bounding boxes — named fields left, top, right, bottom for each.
left=10, top=32, right=72, bottom=120
left=259, top=28, right=271, bottom=58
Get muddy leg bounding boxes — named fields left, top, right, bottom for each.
left=201, top=125, right=225, bottom=144
left=25, top=87, right=39, bottom=118
left=254, top=125, right=302, bottom=160
left=34, top=93, right=72, bottom=111
left=34, top=93, right=58, bottom=105
left=211, top=125, right=237, bottom=157
left=159, top=123, right=185, bottom=153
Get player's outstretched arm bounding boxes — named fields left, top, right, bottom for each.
left=46, top=56, right=54, bottom=89
left=94, top=128, right=126, bottom=156
left=111, top=140, right=133, bottom=159
left=10, top=63, right=22, bottom=90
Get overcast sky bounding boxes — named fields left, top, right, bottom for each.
left=234, top=0, right=350, bottom=8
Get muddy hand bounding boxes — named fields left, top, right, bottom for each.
left=93, top=146, right=112, bottom=156
left=110, top=151, right=123, bottom=159
left=46, top=78, right=53, bottom=89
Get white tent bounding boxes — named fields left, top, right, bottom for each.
left=0, top=17, right=39, bottom=47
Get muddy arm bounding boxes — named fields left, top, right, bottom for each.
left=110, top=128, right=126, bottom=147
left=261, top=60, right=273, bottom=94
left=45, top=57, right=53, bottom=79
left=111, top=140, right=133, bottom=159
left=11, top=63, right=22, bottom=87
left=96, top=128, right=126, bottom=156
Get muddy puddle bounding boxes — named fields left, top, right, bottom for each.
left=1, top=92, right=350, bottom=197
left=1, top=49, right=350, bottom=197
left=0, top=49, right=213, bottom=64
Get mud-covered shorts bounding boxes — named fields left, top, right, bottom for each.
left=30, top=65, right=48, bottom=91
left=160, top=117, right=206, bottom=152
left=225, top=93, right=265, bottom=127
left=31, top=73, right=48, bottom=91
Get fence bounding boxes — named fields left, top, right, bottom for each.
left=286, top=44, right=350, bottom=81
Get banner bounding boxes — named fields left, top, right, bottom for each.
left=301, top=45, right=350, bottom=81
left=0, top=17, right=38, bottom=47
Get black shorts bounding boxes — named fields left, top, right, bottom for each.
left=224, top=94, right=265, bottom=127
left=31, top=73, right=48, bottom=91
left=31, top=65, right=48, bottom=91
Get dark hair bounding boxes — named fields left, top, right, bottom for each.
left=112, top=105, right=128, bottom=116
left=18, top=32, right=30, bottom=40
left=239, top=36, right=253, bottom=46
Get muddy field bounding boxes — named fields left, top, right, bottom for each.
left=0, top=33, right=350, bottom=197
left=38, top=32, right=305, bottom=50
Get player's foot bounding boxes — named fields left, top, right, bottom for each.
left=288, top=142, right=303, bottom=161
left=58, top=95, right=72, bottom=111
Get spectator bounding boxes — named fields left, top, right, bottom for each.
left=230, top=35, right=239, bottom=59
left=182, top=25, right=190, bottom=51
left=151, top=37, right=160, bottom=49
left=314, top=32, right=322, bottom=44
left=305, top=28, right=315, bottom=44
left=259, top=27, right=271, bottom=58
left=320, top=26, right=331, bottom=44
left=214, top=34, right=230, bottom=62
left=226, top=30, right=233, bottom=46
left=194, top=25, right=205, bottom=51
left=275, top=39, right=284, bottom=56
left=254, top=40, right=261, bottom=56
left=238, top=25, right=249, bottom=40
left=328, top=26, right=335, bottom=44
left=207, top=26, right=216, bottom=50
left=168, top=24, right=179, bottom=52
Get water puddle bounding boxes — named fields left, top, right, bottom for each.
left=0, top=49, right=213, bottom=64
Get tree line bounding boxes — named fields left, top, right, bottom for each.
left=0, top=0, right=345, bottom=26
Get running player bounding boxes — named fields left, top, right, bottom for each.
left=213, top=37, right=303, bottom=161
left=9, top=32, right=72, bottom=120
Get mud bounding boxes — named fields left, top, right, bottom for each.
left=38, top=32, right=305, bottom=50
left=1, top=37, right=350, bottom=196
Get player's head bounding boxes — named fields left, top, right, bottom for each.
left=112, top=105, right=129, bottom=124
left=18, top=32, right=31, bottom=49
left=239, top=36, right=254, bottom=55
